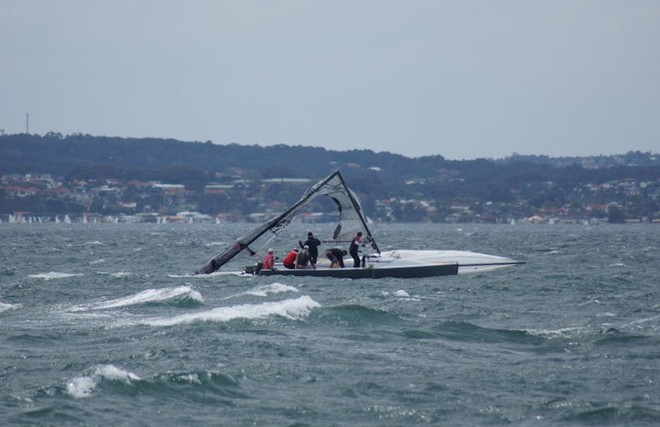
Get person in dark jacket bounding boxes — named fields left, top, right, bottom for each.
left=349, top=231, right=363, bottom=268
left=299, top=232, right=321, bottom=267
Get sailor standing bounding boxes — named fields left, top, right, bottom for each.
left=349, top=231, right=363, bottom=268
left=299, top=232, right=321, bottom=267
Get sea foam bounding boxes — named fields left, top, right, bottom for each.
left=28, top=272, right=84, bottom=280
left=68, top=286, right=203, bottom=312
left=243, top=283, right=299, bottom=297
left=218, top=283, right=299, bottom=301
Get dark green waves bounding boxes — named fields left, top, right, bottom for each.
left=1, top=223, right=659, bottom=426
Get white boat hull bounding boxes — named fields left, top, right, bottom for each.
left=369, top=250, right=523, bottom=274
left=243, top=249, right=522, bottom=279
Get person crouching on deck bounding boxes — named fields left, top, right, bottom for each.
left=326, top=248, right=348, bottom=268
left=283, top=249, right=298, bottom=269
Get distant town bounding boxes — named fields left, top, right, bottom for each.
left=1, top=134, right=659, bottom=225
left=1, top=169, right=658, bottom=225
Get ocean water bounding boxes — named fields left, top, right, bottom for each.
left=1, top=222, right=659, bottom=426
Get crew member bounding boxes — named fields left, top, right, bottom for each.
left=283, top=249, right=298, bottom=269
left=326, top=248, right=348, bottom=268
left=263, top=248, right=275, bottom=270
left=296, top=245, right=312, bottom=269
left=349, top=231, right=363, bottom=268
left=299, top=232, right=321, bottom=267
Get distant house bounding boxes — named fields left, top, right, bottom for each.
left=0, top=186, right=39, bottom=197
left=204, top=184, right=232, bottom=195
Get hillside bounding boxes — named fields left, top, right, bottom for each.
left=1, top=133, right=659, bottom=223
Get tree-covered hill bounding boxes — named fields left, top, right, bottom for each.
left=0, top=133, right=446, bottom=181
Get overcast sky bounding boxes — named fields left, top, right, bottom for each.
left=2, top=1, right=659, bottom=159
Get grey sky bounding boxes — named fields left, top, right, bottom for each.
left=2, top=1, right=659, bottom=159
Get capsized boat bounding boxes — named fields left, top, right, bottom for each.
left=194, top=170, right=523, bottom=278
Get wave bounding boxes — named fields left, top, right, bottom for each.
left=622, top=313, right=660, bottom=329
left=65, top=365, right=245, bottom=400
left=308, top=304, right=401, bottom=327
left=66, top=364, right=140, bottom=398
left=244, top=283, right=299, bottom=297
left=527, top=323, right=656, bottom=342
left=219, top=283, right=299, bottom=301
left=524, top=326, right=590, bottom=339
left=431, top=321, right=547, bottom=345
left=0, top=301, right=22, bottom=314
left=593, top=328, right=654, bottom=347
left=378, top=289, right=421, bottom=301
left=524, top=325, right=659, bottom=354
left=560, top=403, right=660, bottom=424
left=96, top=271, right=134, bottom=279
left=1, top=268, right=16, bottom=276
left=67, top=286, right=203, bottom=312
left=28, top=272, right=84, bottom=280
left=137, top=295, right=320, bottom=327
left=151, top=370, right=245, bottom=399
left=205, top=241, right=226, bottom=247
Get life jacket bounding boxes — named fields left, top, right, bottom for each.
left=283, top=251, right=297, bottom=268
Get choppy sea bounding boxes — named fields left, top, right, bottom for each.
left=1, top=222, right=659, bottom=426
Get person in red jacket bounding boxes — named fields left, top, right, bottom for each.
left=282, top=249, right=298, bottom=269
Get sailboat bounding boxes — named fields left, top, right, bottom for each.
left=194, top=170, right=523, bottom=279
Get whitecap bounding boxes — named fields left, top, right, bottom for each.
left=101, top=271, right=133, bottom=278
left=0, top=301, right=22, bottom=314
left=525, top=326, right=587, bottom=338
left=66, top=376, right=97, bottom=398
left=243, top=283, right=299, bottom=297
left=28, top=272, right=84, bottom=280
left=595, top=312, right=617, bottom=318
left=378, top=290, right=419, bottom=301
left=96, top=271, right=133, bottom=278
left=622, top=314, right=660, bottom=328
left=68, top=285, right=203, bottom=312
left=140, top=295, right=320, bottom=327
left=94, top=364, right=141, bottom=382
left=66, top=364, right=140, bottom=398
